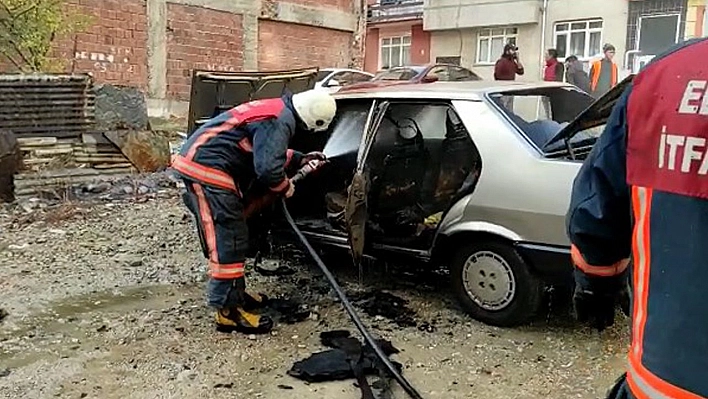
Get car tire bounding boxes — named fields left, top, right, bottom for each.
left=450, top=240, right=543, bottom=327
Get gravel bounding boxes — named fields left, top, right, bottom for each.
left=0, top=178, right=630, bottom=399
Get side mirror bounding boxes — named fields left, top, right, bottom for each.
left=327, top=79, right=341, bottom=87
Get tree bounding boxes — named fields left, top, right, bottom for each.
left=0, top=0, right=90, bottom=72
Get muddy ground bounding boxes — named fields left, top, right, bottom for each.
left=0, top=180, right=630, bottom=399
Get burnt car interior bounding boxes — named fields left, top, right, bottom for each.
left=489, top=87, right=595, bottom=156
left=284, top=99, right=481, bottom=251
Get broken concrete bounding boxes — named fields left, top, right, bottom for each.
left=94, top=84, right=150, bottom=131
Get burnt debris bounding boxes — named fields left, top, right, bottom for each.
left=352, top=291, right=417, bottom=328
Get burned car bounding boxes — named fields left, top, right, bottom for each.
left=185, top=68, right=631, bottom=327
left=279, top=78, right=632, bottom=327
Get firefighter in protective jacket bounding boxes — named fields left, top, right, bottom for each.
left=172, top=89, right=336, bottom=334
left=567, top=37, right=708, bottom=398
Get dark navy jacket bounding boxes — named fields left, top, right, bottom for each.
left=567, top=37, right=708, bottom=398
left=172, top=94, right=303, bottom=195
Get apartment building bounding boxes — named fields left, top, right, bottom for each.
left=364, top=0, right=431, bottom=73
left=423, top=0, right=706, bottom=82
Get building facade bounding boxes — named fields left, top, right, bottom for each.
left=364, top=0, right=430, bottom=73
left=423, top=0, right=706, bottom=82
left=0, top=0, right=360, bottom=116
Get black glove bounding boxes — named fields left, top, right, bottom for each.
left=573, top=268, right=631, bottom=332
left=301, top=151, right=326, bottom=165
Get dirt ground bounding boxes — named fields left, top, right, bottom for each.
left=0, top=185, right=630, bottom=399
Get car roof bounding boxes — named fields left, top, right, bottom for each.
left=333, top=80, right=572, bottom=101
left=320, top=68, right=372, bottom=74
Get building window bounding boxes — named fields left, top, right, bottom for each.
left=380, top=36, right=411, bottom=69
left=476, top=27, right=518, bottom=64
left=554, top=19, right=603, bottom=60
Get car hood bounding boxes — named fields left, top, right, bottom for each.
left=542, top=74, right=635, bottom=151
left=187, top=67, right=318, bottom=135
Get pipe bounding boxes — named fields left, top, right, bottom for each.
left=539, top=0, right=549, bottom=80
left=280, top=198, right=425, bottom=399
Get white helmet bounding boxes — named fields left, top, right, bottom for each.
left=291, top=89, right=337, bottom=132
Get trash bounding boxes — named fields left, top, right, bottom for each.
left=0, top=308, right=7, bottom=323
left=288, top=330, right=401, bottom=383
left=277, top=384, right=294, bottom=390
left=254, top=264, right=296, bottom=277
left=264, top=298, right=312, bottom=324
left=351, top=291, right=417, bottom=328
left=0, top=369, right=9, bottom=378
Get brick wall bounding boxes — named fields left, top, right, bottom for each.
left=258, top=20, right=351, bottom=70
left=283, top=0, right=352, bottom=11
left=55, top=0, right=149, bottom=89
left=166, top=4, right=244, bottom=100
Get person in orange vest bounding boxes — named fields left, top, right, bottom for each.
left=567, top=37, right=708, bottom=398
left=589, top=43, right=618, bottom=98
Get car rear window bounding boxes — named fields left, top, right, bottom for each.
left=488, top=87, right=595, bottom=151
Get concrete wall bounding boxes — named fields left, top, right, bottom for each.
left=428, top=0, right=628, bottom=82
left=364, top=21, right=430, bottom=73
left=1, top=0, right=358, bottom=116
left=424, top=0, right=540, bottom=30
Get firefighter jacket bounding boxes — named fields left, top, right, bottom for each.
left=567, top=37, right=708, bottom=399
left=171, top=94, right=304, bottom=196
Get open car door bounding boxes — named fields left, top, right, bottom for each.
left=345, top=100, right=388, bottom=266
left=186, top=67, right=319, bottom=135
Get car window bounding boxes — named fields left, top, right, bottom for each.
left=425, top=66, right=451, bottom=81
left=488, top=87, right=595, bottom=150
left=450, top=67, right=482, bottom=81
left=373, top=68, right=418, bottom=81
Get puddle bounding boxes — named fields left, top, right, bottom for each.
left=0, top=284, right=197, bottom=368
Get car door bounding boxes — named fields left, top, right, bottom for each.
left=344, top=99, right=386, bottom=266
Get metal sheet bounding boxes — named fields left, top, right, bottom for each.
left=0, top=74, right=95, bottom=138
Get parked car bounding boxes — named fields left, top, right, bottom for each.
left=339, top=64, right=482, bottom=92
left=183, top=67, right=631, bottom=327
left=314, top=68, right=374, bottom=94
left=279, top=77, right=632, bottom=327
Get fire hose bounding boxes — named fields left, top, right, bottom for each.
left=279, top=160, right=425, bottom=399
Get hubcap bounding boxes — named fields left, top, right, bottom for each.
left=462, top=250, right=516, bottom=311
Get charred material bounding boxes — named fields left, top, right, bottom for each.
left=352, top=291, right=418, bottom=328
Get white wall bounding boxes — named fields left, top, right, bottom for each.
left=428, top=0, right=629, bottom=82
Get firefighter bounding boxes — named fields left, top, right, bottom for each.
left=567, top=37, right=708, bottom=398
left=171, top=89, right=336, bottom=334
left=589, top=43, right=618, bottom=98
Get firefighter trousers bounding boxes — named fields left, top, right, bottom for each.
left=182, top=180, right=250, bottom=309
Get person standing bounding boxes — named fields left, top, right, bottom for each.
left=543, top=49, right=565, bottom=82
left=494, top=43, right=524, bottom=110
left=589, top=43, right=619, bottom=98
left=494, top=43, right=524, bottom=81
left=565, top=55, right=592, bottom=93
left=566, top=37, right=708, bottom=398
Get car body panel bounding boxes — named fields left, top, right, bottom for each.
left=186, top=67, right=318, bottom=135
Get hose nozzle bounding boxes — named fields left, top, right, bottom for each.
left=292, top=159, right=328, bottom=184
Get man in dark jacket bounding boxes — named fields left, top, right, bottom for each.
left=565, top=55, right=591, bottom=93
left=494, top=43, right=524, bottom=81
left=566, top=37, right=708, bottom=398
left=171, top=89, right=336, bottom=334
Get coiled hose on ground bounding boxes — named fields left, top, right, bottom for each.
left=280, top=198, right=425, bottom=399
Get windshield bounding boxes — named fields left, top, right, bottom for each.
left=373, top=67, right=423, bottom=81
left=316, top=71, right=331, bottom=82
left=488, top=87, right=595, bottom=152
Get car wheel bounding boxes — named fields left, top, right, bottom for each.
left=450, top=240, right=543, bottom=327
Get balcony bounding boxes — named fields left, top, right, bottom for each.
left=367, top=0, right=424, bottom=24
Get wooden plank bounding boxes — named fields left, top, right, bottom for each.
left=93, top=162, right=133, bottom=169
left=74, top=156, right=127, bottom=163
left=17, top=137, right=58, bottom=146
left=32, top=147, right=74, bottom=156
